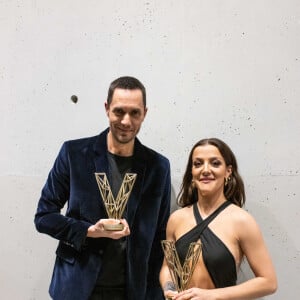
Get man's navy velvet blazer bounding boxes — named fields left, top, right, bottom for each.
left=34, top=128, right=171, bottom=300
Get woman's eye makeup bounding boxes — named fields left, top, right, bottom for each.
left=211, top=160, right=222, bottom=167
left=192, top=159, right=223, bottom=167
left=193, top=160, right=202, bottom=167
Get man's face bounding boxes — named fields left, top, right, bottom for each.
left=105, top=88, right=147, bottom=145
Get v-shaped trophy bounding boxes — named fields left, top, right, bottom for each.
left=95, top=172, right=137, bottom=231
left=161, top=240, right=202, bottom=294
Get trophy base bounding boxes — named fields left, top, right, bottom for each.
left=103, top=220, right=124, bottom=231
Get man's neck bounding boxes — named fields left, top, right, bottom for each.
left=107, top=133, right=134, bottom=157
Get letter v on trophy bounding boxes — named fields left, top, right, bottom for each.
left=161, top=240, right=202, bottom=294
left=95, top=172, right=137, bottom=231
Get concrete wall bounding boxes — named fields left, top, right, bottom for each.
left=1, top=1, right=299, bottom=299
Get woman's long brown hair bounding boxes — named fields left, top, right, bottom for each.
left=177, top=138, right=245, bottom=208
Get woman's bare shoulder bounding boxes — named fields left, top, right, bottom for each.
left=169, top=205, right=192, bottom=220
left=226, top=203, right=261, bottom=236
left=167, top=206, right=193, bottom=228
left=166, top=205, right=194, bottom=240
left=226, top=203, right=252, bottom=218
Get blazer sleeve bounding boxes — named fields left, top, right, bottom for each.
left=147, top=159, right=171, bottom=294
left=34, top=142, right=91, bottom=252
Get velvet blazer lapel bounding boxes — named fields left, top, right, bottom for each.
left=127, top=141, right=147, bottom=228
left=93, top=128, right=109, bottom=174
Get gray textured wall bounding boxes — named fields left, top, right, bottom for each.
left=1, top=1, right=299, bottom=299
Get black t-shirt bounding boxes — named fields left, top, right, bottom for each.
left=95, top=152, right=133, bottom=287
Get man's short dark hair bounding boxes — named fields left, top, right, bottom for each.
left=107, top=76, right=146, bottom=107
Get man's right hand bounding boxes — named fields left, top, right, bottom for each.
left=87, top=218, right=130, bottom=239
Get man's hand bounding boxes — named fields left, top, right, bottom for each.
left=87, top=218, right=130, bottom=239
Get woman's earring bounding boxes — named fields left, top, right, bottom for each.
left=225, top=177, right=231, bottom=186
left=191, top=179, right=195, bottom=189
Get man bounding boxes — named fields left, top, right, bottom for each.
left=34, top=76, right=171, bottom=300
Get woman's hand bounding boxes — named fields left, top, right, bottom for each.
left=172, top=287, right=215, bottom=300
left=162, top=281, right=178, bottom=299
left=164, top=289, right=178, bottom=300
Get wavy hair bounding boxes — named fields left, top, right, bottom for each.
left=177, top=138, right=245, bottom=208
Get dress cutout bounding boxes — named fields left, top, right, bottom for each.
left=175, top=201, right=237, bottom=288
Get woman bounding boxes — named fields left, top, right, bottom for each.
left=160, top=138, right=277, bottom=300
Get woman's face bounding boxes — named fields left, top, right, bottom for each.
left=191, top=144, right=232, bottom=198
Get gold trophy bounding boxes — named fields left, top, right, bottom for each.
left=95, top=172, right=137, bottom=231
left=161, top=240, right=202, bottom=293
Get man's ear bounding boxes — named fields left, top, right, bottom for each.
left=105, top=102, right=109, bottom=116
left=143, top=107, right=148, bottom=118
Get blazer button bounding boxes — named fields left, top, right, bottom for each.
left=98, top=249, right=104, bottom=255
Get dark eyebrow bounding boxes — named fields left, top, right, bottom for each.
left=112, top=106, right=142, bottom=112
left=193, top=156, right=223, bottom=161
left=112, top=107, right=123, bottom=111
